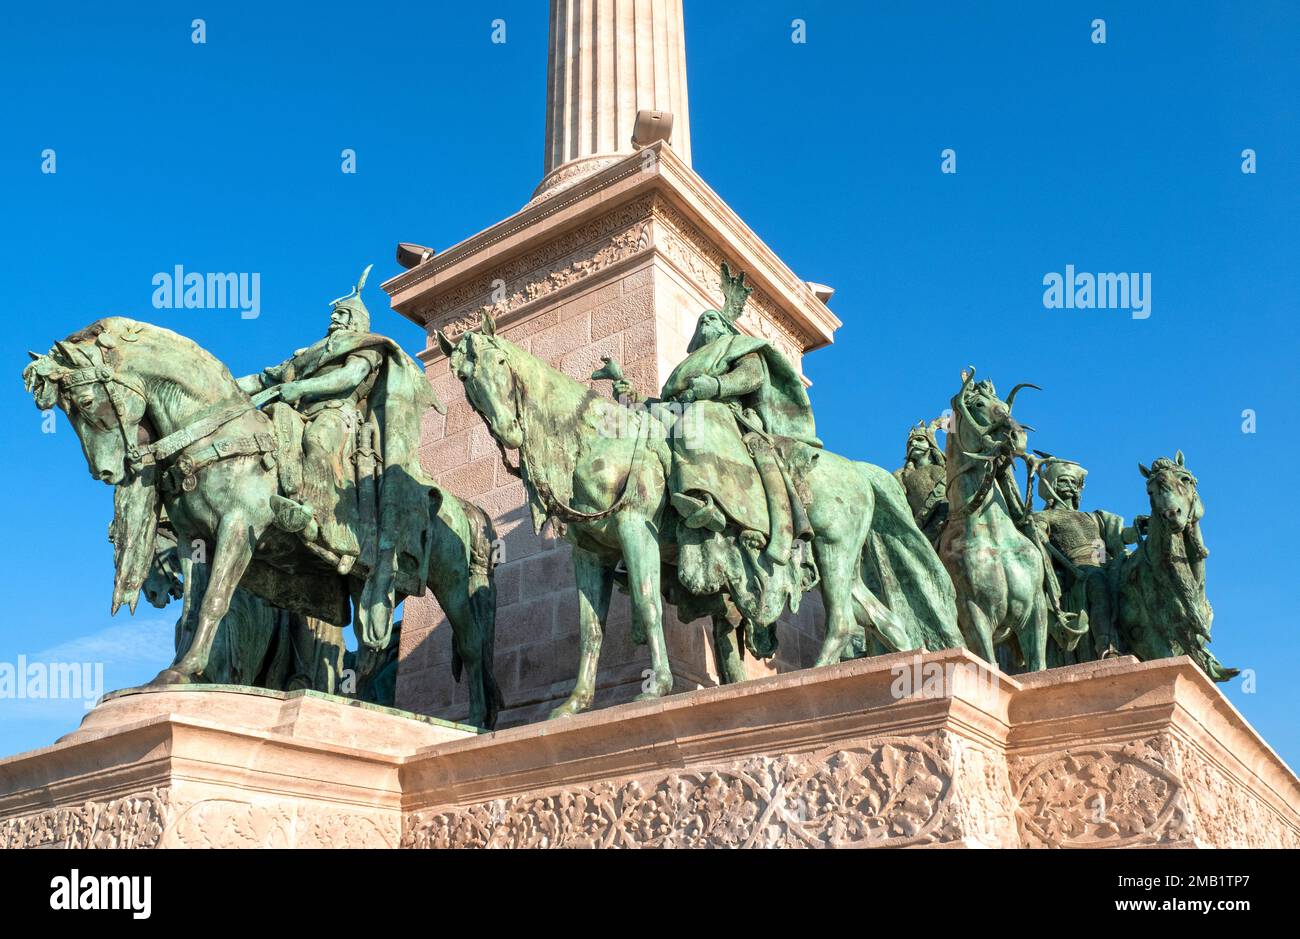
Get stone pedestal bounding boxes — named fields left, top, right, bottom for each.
left=0, top=686, right=476, bottom=849
left=383, top=142, right=839, bottom=727
left=4, top=654, right=1297, bottom=849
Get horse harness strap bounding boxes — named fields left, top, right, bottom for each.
left=164, top=432, right=279, bottom=493
left=66, top=355, right=276, bottom=489
left=62, top=363, right=152, bottom=468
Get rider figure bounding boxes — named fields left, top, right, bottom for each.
left=1031, top=460, right=1127, bottom=660
left=895, top=420, right=948, bottom=548
left=237, top=267, right=382, bottom=573
left=614, top=264, right=819, bottom=564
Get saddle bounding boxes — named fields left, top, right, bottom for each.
left=669, top=400, right=820, bottom=632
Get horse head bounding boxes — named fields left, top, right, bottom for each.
left=24, top=321, right=149, bottom=485
left=949, top=366, right=1039, bottom=462
left=1139, top=450, right=1202, bottom=534
left=437, top=312, right=524, bottom=450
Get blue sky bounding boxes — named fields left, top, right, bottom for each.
left=1, top=1, right=1296, bottom=763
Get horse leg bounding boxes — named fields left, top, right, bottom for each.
left=711, top=608, right=746, bottom=685
left=549, top=547, right=612, bottom=719
left=619, top=515, right=672, bottom=701
left=851, top=580, right=920, bottom=654
left=155, top=515, right=255, bottom=684
left=441, top=587, right=489, bottom=730
left=957, top=596, right=997, bottom=665
left=813, top=542, right=863, bottom=668
left=1021, top=597, right=1049, bottom=672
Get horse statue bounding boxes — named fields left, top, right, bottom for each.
left=24, top=316, right=504, bottom=729
left=439, top=306, right=961, bottom=719
left=1114, top=452, right=1237, bottom=682
left=938, top=367, right=1085, bottom=670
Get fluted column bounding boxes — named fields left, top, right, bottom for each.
left=539, top=0, right=692, bottom=195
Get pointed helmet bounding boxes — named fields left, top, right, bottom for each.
left=329, top=264, right=374, bottom=333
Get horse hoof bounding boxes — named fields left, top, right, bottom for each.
left=149, top=667, right=193, bottom=687
left=633, top=682, right=672, bottom=702
left=548, top=698, right=589, bottom=720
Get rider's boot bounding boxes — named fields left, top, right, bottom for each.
left=671, top=492, right=726, bottom=532
left=272, top=495, right=319, bottom=542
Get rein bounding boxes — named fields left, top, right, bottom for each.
left=66, top=352, right=273, bottom=486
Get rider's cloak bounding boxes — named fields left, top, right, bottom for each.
left=280, top=331, right=445, bottom=644
left=660, top=333, right=820, bottom=446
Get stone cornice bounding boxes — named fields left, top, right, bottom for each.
left=382, top=142, right=842, bottom=353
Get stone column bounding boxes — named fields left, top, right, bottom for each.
left=538, top=0, right=692, bottom=197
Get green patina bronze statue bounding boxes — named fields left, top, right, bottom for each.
left=1113, top=452, right=1237, bottom=681
left=894, top=419, right=948, bottom=549
left=25, top=268, right=504, bottom=728
left=1030, top=458, right=1127, bottom=664
left=938, top=368, right=1086, bottom=670
left=441, top=264, right=962, bottom=719
left=25, top=256, right=1238, bottom=737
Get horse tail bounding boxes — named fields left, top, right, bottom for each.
left=464, top=500, right=504, bottom=729
left=861, top=465, right=965, bottom=651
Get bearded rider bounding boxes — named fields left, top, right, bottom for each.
left=236, top=266, right=384, bottom=574
left=1031, top=460, right=1127, bottom=660
left=614, top=265, right=820, bottom=566
left=894, top=420, right=948, bottom=548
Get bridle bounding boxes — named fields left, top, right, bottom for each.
left=60, top=360, right=152, bottom=469
left=947, top=405, right=1018, bottom=519
left=58, top=341, right=273, bottom=491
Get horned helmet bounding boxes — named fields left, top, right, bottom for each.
left=904, top=419, right=945, bottom=467
left=328, top=264, right=373, bottom=334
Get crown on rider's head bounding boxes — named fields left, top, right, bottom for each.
left=719, top=262, right=752, bottom=322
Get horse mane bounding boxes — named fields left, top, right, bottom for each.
left=52, top=317, right=244, bottom=421
left=459, top=330, right=628, bottom=531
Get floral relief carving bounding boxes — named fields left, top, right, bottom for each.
left=1, top=790, right=170, bottom=849
left=940, top=737, right=1019, bottom=847
left=1, top=791, right=398, bottom=850
left=1168, top=738, right=1300, bottom=848
left=402, top=734, right=994, bottom=849
left=164, top=799, right=398, bottom=849
left=1011, top=737, right=1192, bottom=848
left=424, top=198, right=655, bottom=342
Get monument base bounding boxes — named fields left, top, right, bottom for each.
left=2, top=653, right=1297, bottom=848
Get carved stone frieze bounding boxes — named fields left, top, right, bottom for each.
left=650, top=200, right=810, bottom=367
left=163, top=798, right=398, bottom=849
left=403, top=733, right=1013, bottom=849
left=0, top=790, right=397, bottom=850
left=423, top=197, right=656, bottom=343
left=419, top=193, right=820, bottom=372
left=1, top=790, right=171, bottom=849
left=1168, top=737, right=1300, bottom=849
left=1010, top=736, right=1192, bottom=848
